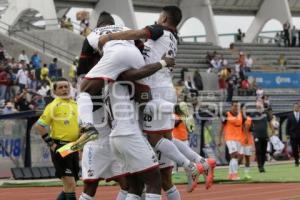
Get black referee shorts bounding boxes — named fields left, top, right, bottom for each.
left=50, top=141, right=80, bottom=181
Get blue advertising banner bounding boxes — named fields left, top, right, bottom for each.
left=247, top=72, right=300, bottom=88
left=0, top=119, right=26, bottom=178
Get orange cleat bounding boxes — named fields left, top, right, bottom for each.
left=196, top=158, right=216, bottom=190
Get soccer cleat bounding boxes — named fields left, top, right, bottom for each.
left=185, top=163, right=201, bottom=193
left=229, top=173, right=240, bottom=181
left=70, top=123, right=99, bottom=151
left=197, top=158, right=216, bottom=190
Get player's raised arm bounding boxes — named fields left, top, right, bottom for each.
left=118, top=54, right=174, bottom=81
left=98, top=25, right=164, bottom=49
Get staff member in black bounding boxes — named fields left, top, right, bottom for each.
left=35, top=78, right=79, bottom=200
left=286, top=103, right=300, bottom=167
left=251, top=103, right=274, bottom=173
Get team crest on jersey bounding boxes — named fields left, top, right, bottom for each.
left=64, top=120, right=70, bottom=125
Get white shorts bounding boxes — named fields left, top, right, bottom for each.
left=81, top=136, right=126, bottom=182
left=226, top=140, right=242, bottom=154
left=151, top=87, right=177, bottom=104
left=240, top=145, right=252, bottom=156
left=85, top=43, right=145, bottom=81
left=143, top=99, right=175, bottom=134
left=110, top=133, right=159, bottom=174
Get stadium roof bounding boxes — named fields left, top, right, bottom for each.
left=54, top=0, right=300, bottom=16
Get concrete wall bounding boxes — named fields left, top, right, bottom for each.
left=26, top=29, right=84, bottom=57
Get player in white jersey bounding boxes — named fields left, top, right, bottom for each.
left=76, top=12, right=177, bottom=200
left=74, top=12, right=175, bottom=151
left=104, top=81, right=163, bottom=200
left=98, top=6, right=215, bottom=195
left=80, top=107, right=129, bottom=200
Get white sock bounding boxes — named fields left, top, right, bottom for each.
left=77, top=92, right=94, bottom=124
left=126, top=193, right=141, bottom=200
left=173, top=139, right=204, bottom=163
left=116, top=190, right=128, bottom=200
left=155, top=138, right=190, bottom=168
left=145, top=193, right=161, bottom=200
left=229, top=159, right=233, bottom=174
left=231, top=158, right=238, bottom=173
left=79, top=192, right=93, bottom=200
left=166, top=186, right=181, bottom=200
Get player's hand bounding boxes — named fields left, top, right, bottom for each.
left=161, top=54, right=175, bottom=68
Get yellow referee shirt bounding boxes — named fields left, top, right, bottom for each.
left=37, top=97, right=79, bottom=142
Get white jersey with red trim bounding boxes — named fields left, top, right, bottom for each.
left=87, top=25, right=133, bottom=50
left=104, top=82, right=142, bottom=137
left=142, top=29, right=177, bottom=90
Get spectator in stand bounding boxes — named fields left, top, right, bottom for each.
left=0, top=66, right=8, bottom=101
left=2, top=101, right=17, bottom=114
left=236, top=29, right=245, bottom=42
left=226, top=69, right=238, bottom=102
left=210, top=55, right=222, bottom=72
left=256, top=87, right=264, bottom=102
left=40, top=63, right=50, bottom=83
left=218, top=67, right=230, bottom=90
left=245, top=54, right=253, bottom=72
left=206, top=51, right=213, bottom=67
left=31, top=51, right=41, bottom=80
left=60, top=15, right=67, bottom=28
left=274, top=32, right=281, bottom=46
left=278, top=54, right=287, bottom=68
left=283, top=21, right=291, bottom=47
left=180, top=67, right=188, bottom=82
left=0, top=42, right=5, bottom=62
left=65, top=18, right=74, bottom=31
left=184, top=75, right=198, bottom=97
left=291, top=26, right=297, bottom=47
left=18, top=50, right=29, bottom=64
left=37, top=81, right=50, bottom=97
left=193, top=70, right=203, bottom=91
left=14, top=88, right=33, bottom=111
left=16, top=61, right=29, bottom=92
left=49, top=58, right=58, bottom=79
left=261, top=95, right=271, bottom=109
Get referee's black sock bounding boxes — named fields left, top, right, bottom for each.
left=64, top=192, right=76, bottom=200
left=56, top=191, right=66, bottom=200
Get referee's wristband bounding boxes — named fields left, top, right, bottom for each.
left=41, top=133, right=54, bottom=147
left=159, top=60, right=167, bottom=68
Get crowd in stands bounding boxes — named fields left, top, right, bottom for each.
left=274, top=22, right=300, bottom=47
left=0, top=43, right=78, bottom=114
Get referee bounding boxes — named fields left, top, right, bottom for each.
left=35, top=77, right=79, bottom=200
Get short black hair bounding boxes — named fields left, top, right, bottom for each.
left=97, top=11, right=115, bottom=27
left=162, top=6, right=182, bottom=26
left=53, top=77, right=69, bottom=91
